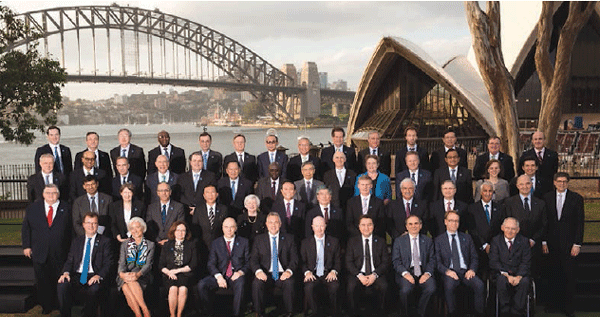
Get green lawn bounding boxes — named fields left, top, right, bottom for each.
left=0, top=218, right=23, bottom=246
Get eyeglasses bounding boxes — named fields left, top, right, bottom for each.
left=266, top=140, right=277, bottom=144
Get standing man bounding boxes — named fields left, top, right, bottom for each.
left=218, top=161, right=253, bottom=216
left=387, top=178, right=428, bottom=239
left=429, top=180, right=469, bottom=238
left=357, top=131, right=391, bottom=176
left=518, top=131, right=559, bottom=177
left=70, top=151, right=110, bottom=201
left=346, top=175, right=386, bottom=238
left=57, top=212, right=113, bottom=317
left=510, top=156, right=551, bottom=198
left=74, top=132, right=113, bottom=179
left=199, top=132, right=223, bottom=178
left=432, top=148, right=473, bottom=203
left=147, top=130, right=186, bottom=175
left=272, top=181, right=306, bottom=244
left=110, top=128, right=146, bottom=179
left=22, top=184, right=71, bottom=314
left=257, top=130, right=288, bottom=180
left=542, top=172, right=584, bottom=316
left=145, top=182, right=185, bottom=245
left=322, top=151, right=356, bottom=211
left=396, top=151, right=432, bottom=202
left=319, top=127, right=357, bottom=174
left=293, top=162, right=323, bottom=210
left=429, top=129, right=468, bottom=172
left=395, top=126, right=430, bottom=173
left=505, top=175, right=547, bottom=250
left=72, top=175, right=113, bottom=237
left=145, top=154, right=179, bottom=204
left=473, top=136, right=515, bottom=181
left=305, top=186, right=344, bottom=241
left=223, top=134, right=258, bottom=184
left=250, top=212, right=298, bottom=317
left=27, top=154, right=67, bottom=202
left=192, top=185, right=228, bottom=271
left=111, top=157, right=144, bottom=201
left=255, top=162, right=285, bottom=213
left=287, top=136, right=322, bottom=182
left=34, top=125, right=73, bottom=180
left=177, top=151, right=217, bottom=216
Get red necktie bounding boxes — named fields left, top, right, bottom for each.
left=47, top=205, right=54, bottom=227
left=286, top=203, right=292, bottom=224
left=405, top=202, right=411, bottom=217
left=447, top=201, right=452, bottom=212
left=225, top=241, right=233, bottom=278
left=324, top=207, right=329, bottom=223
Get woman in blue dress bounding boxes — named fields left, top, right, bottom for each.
left=355, top=154, right=391, bottom=204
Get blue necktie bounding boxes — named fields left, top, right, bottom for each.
left=450, top=169, right=456, bottom=182
left=54, top=146, right=63, bottom=173
left=161, top=204, right=167, bottom=226
left=272, top=237, right=279, bottom=280
left=80, top=237, right=92, bottom=284
left=203, top=153, right=208, bottom=169
left=231, top=180, right=236, bottom=199
left=163, top=147, right=169, bottom=159
left=484, top=204, right=490, bottom=224
left=193, top=174, right=199, bottom=191
left=316, top=239, right=324, bottom=277
left=121, top=148, right=126, bottom=157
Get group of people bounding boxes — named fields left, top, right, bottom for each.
left=21, top=125, right=583, bottom=317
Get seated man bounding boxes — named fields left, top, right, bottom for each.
left=489, top=217, right=532, bottom=317
left=197, top=217, right=250, bottom=317
left=57, top=212, right=113, bottom=317
left=434, top=211, right=485, bottom=317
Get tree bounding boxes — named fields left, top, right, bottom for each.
left=535, top=1, right=596, bottom=150
left=0, top=6, right=66, bottom=144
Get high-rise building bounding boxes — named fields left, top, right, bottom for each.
left=319, top=72, right=328, bottom=89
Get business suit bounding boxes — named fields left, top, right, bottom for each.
left=145, top=171, right=179, bottom=204
left=286, top=154, right=322, bottom=182
left=509, top=173, right=551, bottom=199
left=109, top=199, right=146, bottom=240
left=111, top=173, right=144, bottom=201
left=518, top=147, right=559, bottom=177
left=202, top=150, right=223, bottom=179
left=386, top=198, right=428, bottom=239
left=300, top=235, right=341, bottom=316
left=177, top=170, right=217, bottom=208
left=346, top=194, right=386, bottom=238
left=27, top=171, right=67, bottom=202
left=395, top=168, right=433, bottom=202
left=147, top=144, right=186, bottom=175
left=254, top=177, right=285, bottom=213
left=145, top=200, right=185, bottom=242
left=74, top=149, right=113, bottom=180
left=21, top=200, right=71, bottom=313
left=217, top=176, right=253, bottom=217
left=504, top=194, right=547, bottom=245
left=543, top=189, right=584, bottom=314
left=323, top=168, right=356, bottom=211
left=472, top=151, right=515, bottom=181
left=35, top=144, right=73, bottom=179
left=346, top=234, right=390, bottom=313
left=434, top=232, right=485, bottom=315
left=272, top=198, right=306, bottom=244
left=429, top=147, right=468, bottom=172
left=320, top=145, right=357, bottom=174
left=250, top=232, right=298, bottom=315
left=489, top=234, right=532, bottom=316
left=191, top=203, right=229, bottom=268
left=429, top=199, right=469, bottom=238
left=110, top=144, right=146, bottom=179
left=357, top=147, right=392, bottom=176
left=395, top=145, right=430, bottom=173
left=392, top=233, right=436, bottom=317
left=467, top=200, right=504, bottom=277
left=257, top=150, right=288, bottom=180
left=69, top=168, right=110, bottom=202
left=305, top=204, right=345, bottom=242
left=294, top=178, right=324, bottom=210
left=432, top=166, right=473, bottom=203
left=198, top=236, right=250, bottom=316
left=58, top=234, right=114, bottom=317
left=72, top=192, right=113, bottom=237
left=224, top=151, right=258, bottom=184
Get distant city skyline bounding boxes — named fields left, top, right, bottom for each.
left=5, top=1, right=472, bottom=100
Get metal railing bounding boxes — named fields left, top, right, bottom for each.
left=0, top=164, right=33, bottom=201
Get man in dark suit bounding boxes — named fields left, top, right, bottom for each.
left=145, top=154, right=179, bottom=204
left=147, top=130, right=186, bottom=175
left=305, top=186, right=344, bottom=241
left=489, top=217, right=532, bottom=317
left=301, top=216, right=341, bottom=316
left=177, top=151, right=217, bottom=216
left=510, top=156, right=551, bottom=199
left=192, top=185, right=228, bottom=270
left=255, top=162, right=285, bottom=213
left=395, top=125, right=430, bottom=173
left=542, top=173, right=584, bottom=316
left=250, top=212, right=298, bottom=317
left=473, top=136, right=515, bottom=181
left=34, top=125, right=73, bottom=180
left=434, top=211, right=485, bottom=317
left=199, top=132, right=223, bottom=178
left=70, top=151, right=110, bottom=202
left=429, top=129, right=468, bottom=172
left=294, top=161, right=324, bottom=210
left=346, top=215, right=389, bottom=315
left=110, top=128, right=146, bottom=179
left=145, top=182, right=185, bottom=246
left=387, top=178, right=428, bottom=239
left=218, top=161, right=253, bottom=216
left=27, top=153, right=67, bottom=202
left=518, top=131, right=559, bottom=177
left=396, top=151, right=433, bottom=202
left=347, top=175, right=385, bottom=238
left=505, top=175, right=547, bottom=250
left=430, top=180, right=469, bottom=237
left=57, top=212, right=113, bottom=317
left=392, top=215, right=436, bottom=317
left=72, top=175, right=113, bottom=237
left=223, top=133, right=258, bottom=184
left=287, top=136, right=322, bottom=182
left=111, top=156, right=144, bottom=201
left=272, top=181, right=306, bottom=244
left=357, top=131, right=391, bottom=176
left=319, top=127, right=357, bottom=174
left=432, top=148, right=473, bottom=203
left=74, top=132, right=113, bottom=180
left=257, top=132, right=288, bottom=180
left=197, top=217, right=250, bottom=317
left=22, top=184, right=71, bottom=314
left=323, top=151, right=356, bottom=211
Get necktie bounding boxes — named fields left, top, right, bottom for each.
left=54, top=146, right=63, bottom=173
left=447, top=201, right=452, bottom=212
left=80, top=237, right=92, bottom=284
left=364, top=238, right=372, bottom=275
left=372, top=149, right=376, bottom=155
left=193, top=174, right=199, bottom=191
left=162, top=175, right=167, bottom=182
left=122, top=176, right=127, bottom=185
left=286, top=202, right=291, bottom=224
left=161, top=204, right=167, bottom=226
left=306, top=181, right=312, bottom=202
left=450, top=169, right=456, bottom=182
left=47, top=205, right=54, bottom=227
left=537, top=151, right=543, bottom=161
left=451, top=234, right=460, bottom=269
left=411, top=172, right=416, bottom=184
left=225, top=241, right=233, bottom=278
left=45, top=174, right=50, bottom=185
left=238, top=154, right=244, bottom=169
left=323, top=207, right=329, bottom=223
left=208, top=207, right=215, bottom=228
left=337, top=170, right=343, bottom=186
left=406, top=202, right=411, bottom=217
left=121, top=148, right=126, bottom=157
left=524, top=197, right=530, bottom=213
left=203, top=153, right=208, bottom=169
left=163, top=147, right=169, bottom=159
left=231, top=181, right=236, bottom=199
left=272, top=181, right=277, bottom=198
left=409, top=147, right=415, bottom=152
left=484, top=204, right=490, bottom=224
left=316, top=239, right=324, bottom=277
left=412, top=237, right=421, bottom=276
left=508, top=240, right=513, bottom=252
left=90, top=196, right=97, bottom=214
left=363, top=198, right=369, bottom=215
left=557, top=194, right=563, bottom=220
left=270, top=153, right=275, bottom=163
left=272, top=237, right=279, bottom=280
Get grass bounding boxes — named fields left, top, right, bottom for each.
left=0, top=218, right=22, bottom=246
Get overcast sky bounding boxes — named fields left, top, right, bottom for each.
left=5, top=1, right=473, bottom=100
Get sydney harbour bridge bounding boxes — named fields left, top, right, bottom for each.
left=8, top=5, right=355, bottom=123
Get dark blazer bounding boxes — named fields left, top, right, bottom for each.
left=21, top=200, right=71, bottom=264
left=74, top=149, right=113, bottom=179
left=224, top=152, right=258, bottom=184
left=432, top=166, right=473, bottom=203
left=272, top=198, right=306, bottom=243
left=509, top=173, right=551, bottom=199
left=159, top=239, right=197, bottom=270
left=35, top=144, right=73, bottom=178
left=145, top=171, right=179, bottom=204
left=429, top=199, right=469, bottom=238
left=543, top=190, right=584, bottom=254
left=323, top=168, right=356, bottom=210
left=255, top=177, right=285, bottom=213
left=357, top=147, right=392, bottom=176
left=201, top=150, right=223, bottom=179
left=489, top=233, right=531, bottom=277
left=109, top=199, right=146, bottom=240
left=72, top=192, right=113, bottom=237
left=192, top=203, right=229, bottom=250
left=395, top=145, right=430, bottom=173
left=286, top=154, right=322, bottom=182
left=110, top=144, right=146, bottom=179
left=145, top=200, right=185, bottom=242
left=294, top=179, right=324, bottom=209
left=62, top=234, right=113, bottom=279
left=207, top=236, right=250, bottom=276
left=301, top=235, right=341, bottom=275
left=217, top=177, right=253, bottom=216
left=257, top=151, right=288, bottom=180
left=429, top=147, right=468, bottom=172
left=346, top=194, right=385, bottom=238
left=27, top=171, right=67, bottom=202
left=305, top=205, right=345, bottom=241
left=504, top=194, right=547, bottom=244
left=392, top=233, right=435, bottom=276
left=250, top=232, right=298, bottom=273
left=387, top=198, right=428, bottom=239
left=320, top=145, right=357, bottom=174
left=434, top=232, right=479, bottom=274
left=111, top=173, right=144, bottom=201
left=473, top=151, right=515, bottom=181
left=346, top=234, right=390, bottom=276
left=467, top=200, right=505, bottom=251
left=395, top=169, right=433, bottom=202
left=177, top=170, right=217, bottom=207
left=147, top=144, right=186, bottom=175
left=518, top=147, right=559, bottom=177
left=69, top=168, right=110, bottom=202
